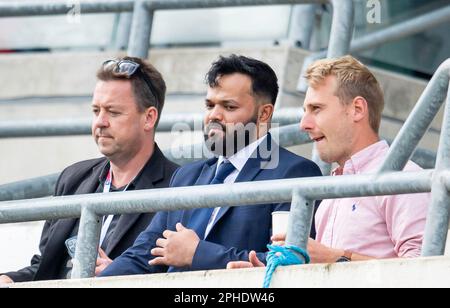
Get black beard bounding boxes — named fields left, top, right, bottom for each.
left=203, top=114, right=258, bottom=157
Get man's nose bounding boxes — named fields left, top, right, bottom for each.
left=207, top=105, right=224, bottom=123
left=93, top=111, right=109, bottom=129
left=300, top=112, right=313, bottom=132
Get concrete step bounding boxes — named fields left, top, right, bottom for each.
left=9, top=256, right=450, bottom=288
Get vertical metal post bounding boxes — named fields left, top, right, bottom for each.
left=327, top=0, right=354, bottom=58
left=128, top=0, right=154, bottom=58
left=285, top=190, right=315, bottom=263
left=115, top=12, right=133, bottom=51
left=288, top=4, right=316, bottom=49
left=422, top=84, right=450, bottom=256
left=71, top=207, right=102, bottom=279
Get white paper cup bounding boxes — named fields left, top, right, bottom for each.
left=272, top=211, right=290, bottom=236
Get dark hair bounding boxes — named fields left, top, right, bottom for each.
left=206, top=55, right=279, bottom=105
left=97, top=56, right=166, bottom=127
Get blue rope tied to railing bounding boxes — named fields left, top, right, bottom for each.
left=263, top=244, right=310, bottom=288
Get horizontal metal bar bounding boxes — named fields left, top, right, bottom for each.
left=145, top=0, right=327, bottom=11
left=0, top=174, right=59, bottom=202
left=160, top=123, right=312, bottom=165
left=0, top=0, right=327, bottom=18
left=0, top=126, right=436, bottom=202
left=0, top=0, right=135, bottom=17
left=0, top=108, right=303, bottom=138
left=0, top=170, right=433, bottom=224
left=0, top=119, right=92, bottom=138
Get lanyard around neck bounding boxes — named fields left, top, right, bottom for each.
left=103, top=167, right=132, bottom=193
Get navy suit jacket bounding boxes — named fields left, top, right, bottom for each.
left=101, top=137, right=322, bottom=277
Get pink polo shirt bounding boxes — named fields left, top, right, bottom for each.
left=315, top=140, right=429, bottom=258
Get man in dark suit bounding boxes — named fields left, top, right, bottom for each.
left=0, top=57, right=178, bottom=284
left=101, top=55, right=321, bottom=276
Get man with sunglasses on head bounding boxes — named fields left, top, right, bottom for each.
left=0, top=57, right=178, bottom=285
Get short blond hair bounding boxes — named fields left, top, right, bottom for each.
left=305, top=55, right=384, bottom=133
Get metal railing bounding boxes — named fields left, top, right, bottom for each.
left=0, top=108, right=303, bottom=138
left=0, top=0, right=354, bottom=176
left=0, top=169, right=435, bottom=278
left=3, top=0, right=448, bottom=281
left=297, top=4, right=450, bottom=92
left=0, top=123, right=311, bottom=201
left=0, top=0, right=352, bottom=58
left=0, top=58, right=449, bottom=280
left=0, top=118, right=438, bottom=202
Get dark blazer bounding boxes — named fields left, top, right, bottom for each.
left=101, top=137, right=322, bottom=277
left=3, top=145, right=178, bottom=282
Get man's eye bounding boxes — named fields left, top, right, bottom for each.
left=225, top=105, right=237, bottom=111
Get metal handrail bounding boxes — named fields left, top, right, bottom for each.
left=0, top=124, right=310, bottom=201
left=0, top=0, right=447, bottom=283
left=0, top=0, right=355, bottom=177
left=0, top=0, right=135, bottom=17
left=297, top=5, right=450, bottom=92
left=0, top=0, right=327, bottom=18
left=0, top=123, right=438, bottom=203
left=0, top=169, right=437, bottom=278
left=0, top=108, right=303, bottom=138
left=0, top=0, right=350, bottom=57
left=1, top=57, right=449, bottom=278
left=379, top=59, right=450, bottom=173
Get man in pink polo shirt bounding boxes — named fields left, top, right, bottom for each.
left=228, top=55, right=429, bottom=267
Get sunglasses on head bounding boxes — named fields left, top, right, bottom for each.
left=103, top=59, right=159, bottom=109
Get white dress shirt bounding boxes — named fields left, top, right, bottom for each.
left=203, top=134, right=267, bottom=238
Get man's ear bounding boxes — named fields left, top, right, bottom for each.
left=258, top=103, right=274, bottom=124
left=352, top=96, right=368, bottom=123
left=144, top=107, right=158, bottom=132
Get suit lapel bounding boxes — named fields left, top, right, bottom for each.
left=75, top=160, right=108, bottom=195
left=184, top=158, right=217, bottom=230
left=47, top=160, right=107, bottom=242
left=104, top=213, right=141, bottom=255
left=206, top=136, right=276, bottom=239
left=195, top=158, right=218, bottom=186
